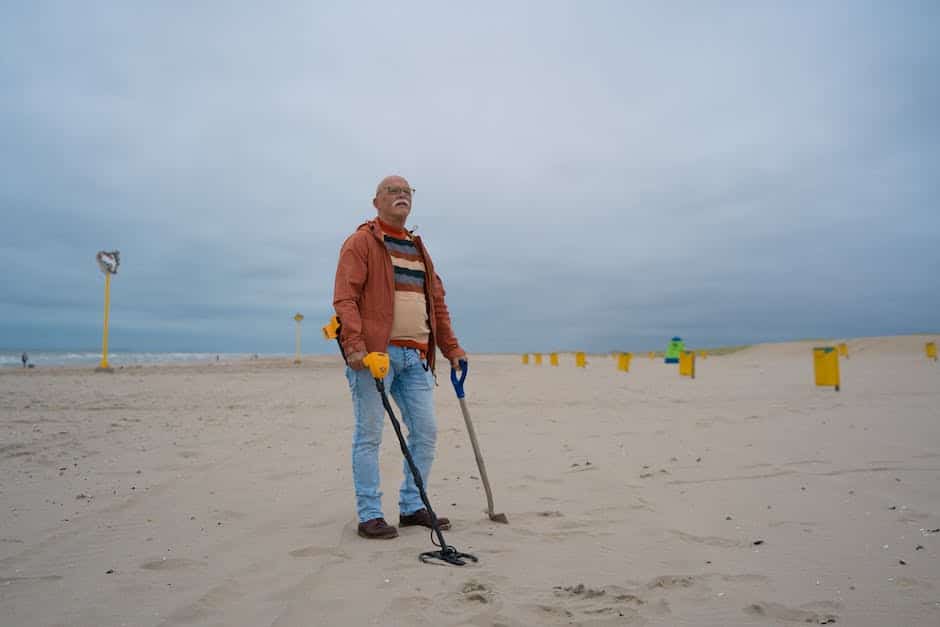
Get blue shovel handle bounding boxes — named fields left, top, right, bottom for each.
left=450, top=359, right=469, bottom=399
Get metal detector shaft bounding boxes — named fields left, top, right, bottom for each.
left=362, top=352, right=477, bottom=566
left=378, top=381, right=447, bottom=546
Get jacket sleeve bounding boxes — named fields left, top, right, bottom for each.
left=333, top=233, right=369, bottom=358
left=430, top=271, right=466, bottom=362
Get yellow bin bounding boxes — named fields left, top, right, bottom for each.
left=814, top=347, right=840, bottom=391
left=617, top=352, right=631, bottom=372
left=575, top=352, right=586, bottom=368
left=521, top=354, right=529, bottom=365
left=679, top=350, right=695, bottom=378
left=926, top=342, right=937, bottom=361
left=838, top=342, right=849, bottom=358
left=550, top=353, right=559, bottom=366
left=534, top=353, right=542, bottom=366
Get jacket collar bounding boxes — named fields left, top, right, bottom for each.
left=359, top=217, right=420, bottom=243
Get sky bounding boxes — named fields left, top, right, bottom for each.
left=1, top=1, right=938, bottom=354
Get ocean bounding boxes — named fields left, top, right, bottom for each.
left=0, top=351, right=290, bottom=368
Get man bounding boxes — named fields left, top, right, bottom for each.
left=333, top=175, right=467, bottom=539
left=21, top=352, right=28, bottom=368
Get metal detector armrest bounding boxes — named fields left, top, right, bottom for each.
left=322, top=315, right=340, bottom=340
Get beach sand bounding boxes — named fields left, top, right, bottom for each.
left=1, top=335, right=938, bottom=626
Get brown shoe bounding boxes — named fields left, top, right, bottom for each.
left=399, top=508, right=451, bottom=530
left=357, top=518, right=398, bottom=539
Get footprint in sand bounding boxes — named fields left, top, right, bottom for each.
left=629, top=497, right=656, bottom=512
left=533, top=603, right=574, bottom=620
left=744, top=601, right=838, bottom=624
left=386, top=595, right=434, bottom=613
left=568, top=465, right=598, bottom=473
left=460, top=579, right=499, bottom=605
left=288, top=546, right=349, bottom=559
left=140, top=557, right=204, bottom=570
left=541, top=583, right=648, bottom=622
left=163, top=580, right=242, bottom=624
left=506, top=511, right=602, bottom=540
left=893, top=576, right=934, bottom=591
left=647, top=575, right=695, bottom=589
left=553, top=583, right=609, bottom=599
left=668, top=529, right=749, bottom=549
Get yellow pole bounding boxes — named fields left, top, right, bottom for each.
left=98, top=273, right=111, bottom=370
left=294, top=313, right=304, bottom=364
left=813, top=347, right=840, bottom=391
left=679, top=350, right=695, bottom=379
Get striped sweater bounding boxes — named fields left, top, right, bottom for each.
left=379, top=221, right=430, bottom=352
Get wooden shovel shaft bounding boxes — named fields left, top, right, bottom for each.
left=458, top=397, right=497, bottom=517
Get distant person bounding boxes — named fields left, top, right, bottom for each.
left=21, top=352, right=28, bottom=368
left=333, top=174, right=467, bottom=539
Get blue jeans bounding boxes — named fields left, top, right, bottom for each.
left=346, top=345, right=437, bottom=523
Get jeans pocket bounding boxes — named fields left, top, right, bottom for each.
left=420, top=363, right=434, bottom=390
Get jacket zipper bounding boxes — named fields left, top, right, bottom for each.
left=371, top=223, right=438, bottom=378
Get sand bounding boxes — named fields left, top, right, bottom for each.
left=1, top=335, right=938, bottom=626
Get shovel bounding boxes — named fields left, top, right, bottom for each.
left=451, top=359, right=509, bottom=524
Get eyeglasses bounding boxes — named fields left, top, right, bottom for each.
left=383, top=186, right=415, bottom=197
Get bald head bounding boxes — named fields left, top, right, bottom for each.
left=373, top=175, right=413, bottom=228
left=376, top=175, right=410, bottom=196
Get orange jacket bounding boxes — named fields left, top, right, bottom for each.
left=332, top=218, right=465, bottom=374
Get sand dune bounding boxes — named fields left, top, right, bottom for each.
left=1, top=335, right=938, bottom=626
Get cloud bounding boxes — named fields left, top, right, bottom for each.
left=1, top=2, right=938, bottom=353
